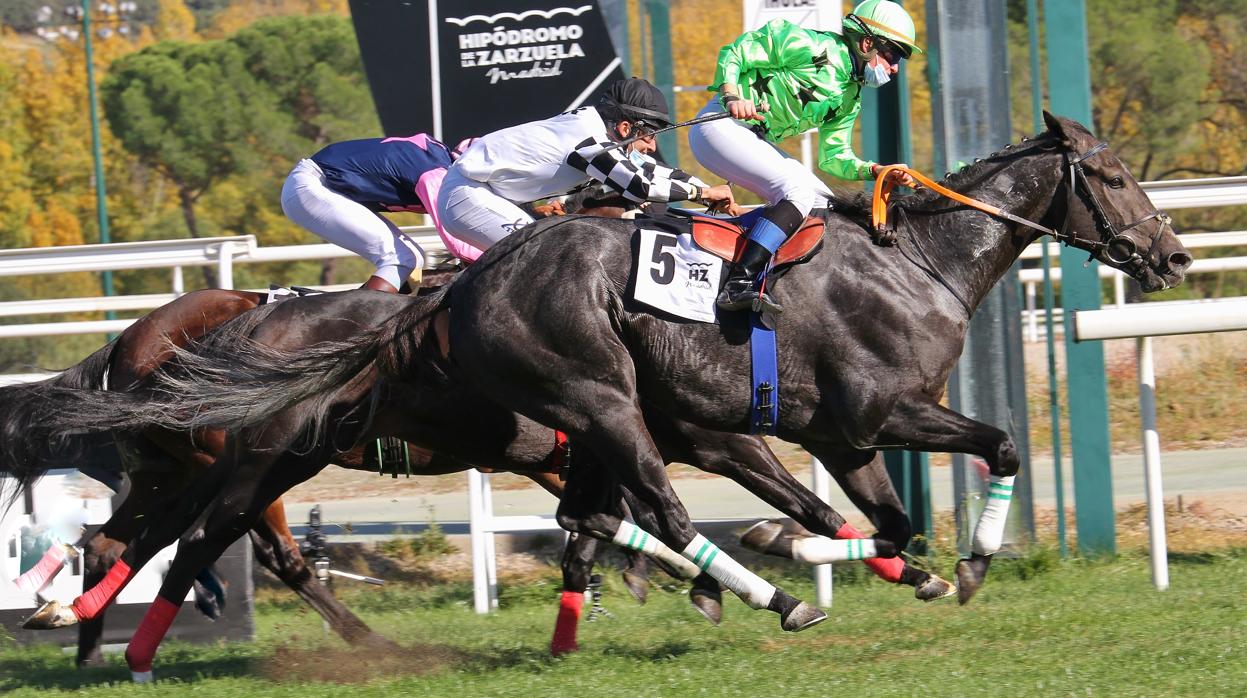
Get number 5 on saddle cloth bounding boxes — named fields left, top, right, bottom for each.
left=629, top=210, right=827, bottom=435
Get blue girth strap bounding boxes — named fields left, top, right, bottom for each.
left=749, top=312, right=779, bottom=435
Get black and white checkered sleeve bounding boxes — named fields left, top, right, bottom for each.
left=565, top=138, right=699, bottom=203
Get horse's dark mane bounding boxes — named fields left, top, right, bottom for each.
left=894, top=128, right=1061, bottom=212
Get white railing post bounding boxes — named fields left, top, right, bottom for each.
left=1026, top=281, right=1038, bottom=342
left=216, top=241, right=234, bottom=290
left=801, top=130, right=814, bottom=171
left=811, top=458, right=832, bottom=608
left=1114, top=274, right=1126, bottom=308
left=467, top=469, right=491, bottom=614
left=1138, top=337, right=1169, bottom=591
left=171, top=266, right=184, bottom=296
left=481, top=471, right=498, bottom=609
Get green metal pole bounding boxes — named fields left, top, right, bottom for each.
left=82, top=1, right=116, bottom=307
left=1044, top=0, right=1115, bottom=557
left=643, top=0, right=677, bottom=165
left=1027, top=0, right=1067, bottom=559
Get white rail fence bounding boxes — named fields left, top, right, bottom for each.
left=1071, top=297, right=1247, bottom=591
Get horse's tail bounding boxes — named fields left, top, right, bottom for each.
left=20, top=287, right=453, bottom=439
left=0, top=340, right=117, bottom=512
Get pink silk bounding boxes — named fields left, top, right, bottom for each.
left=416, top=168, right=485, bottom=263
left=380, top=133, right=434, bottom=151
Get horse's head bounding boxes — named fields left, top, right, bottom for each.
left=1043, top=112, right=1191, bottom=292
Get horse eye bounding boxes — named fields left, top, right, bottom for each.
left=1108, top=176, right=1124, bottom=189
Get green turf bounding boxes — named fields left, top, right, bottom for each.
left=2, top=550, right=1245, bottom=696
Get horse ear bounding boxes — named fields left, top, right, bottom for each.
left=1042, top=111, right=1067, bottom=140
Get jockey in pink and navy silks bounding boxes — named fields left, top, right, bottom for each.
left=280, top=134, right=482, bottom=292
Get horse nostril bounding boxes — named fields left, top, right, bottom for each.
left=1168, top=252, right=1192, bottom=271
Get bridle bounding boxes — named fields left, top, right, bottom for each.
left=1049, top=141, right=1172, bottom=281
left=872, top=137, right=1173, bottom=286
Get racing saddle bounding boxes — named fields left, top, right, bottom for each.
left=676, top=210, right=826, bottom=270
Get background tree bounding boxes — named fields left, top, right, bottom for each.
left=101, top=39, right=289, bottom=285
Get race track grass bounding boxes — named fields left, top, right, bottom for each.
left=2, top=549, right=1244, bottom=696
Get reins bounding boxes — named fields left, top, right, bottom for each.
left=869, top=140, right=1173, bottom=292
left=872, top=165, right=1056, bottom=238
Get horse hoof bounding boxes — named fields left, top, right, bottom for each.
left=76, top=648, right=107, bottom=669
left=131, top=670, right=154, bottom=684
left=22, top=600, right=78, bottom=629
left=739, top=520, right=793, bottom=558
left=358, top=632, right=402, bottom=651
left=622, top=570, right=649, bottom=605
left=689, top=589, right=723, bottom=627
left=780, top=601, right=827, bottom=633
left=914, top=573, right=957, bottom=602
left=550, top=639, right=579, bottom=657
left=955, top=553, right=993, bottom=605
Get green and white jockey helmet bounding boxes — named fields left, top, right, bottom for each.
left=844, top=0, right=923, bottom=58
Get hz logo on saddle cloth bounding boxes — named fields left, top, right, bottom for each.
left=633, top=228, right=723, bottom=323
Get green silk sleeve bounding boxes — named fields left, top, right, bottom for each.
left=817, top=101, right=874, bottom=181
left=711, top=19, right=815, bottom=90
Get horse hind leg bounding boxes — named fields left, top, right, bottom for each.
left=619, top=486, right=722, bottom=625
left=875, top=396, right=1021, bottom=604
left=813, top=448, right=955, bottom=602
left=553, top=411, right=823, bottom=633
left=248, top=498, right=394, bottom=649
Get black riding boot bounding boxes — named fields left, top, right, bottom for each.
left=716, top=238, right=781, bottom=313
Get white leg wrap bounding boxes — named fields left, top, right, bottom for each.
left=971, top=475, right=1015, bottom=556
left=681, top=534, right=776, bottom=610
left=611, top=521, right=701, bottom=580
left=791, top=536, right=878, bottom=564
left=131, top=670, right=153, bottom=684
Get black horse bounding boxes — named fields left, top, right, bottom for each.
left=8, top=286, right=960, bottom=677
left=16, top=114, right=1190, bottom=642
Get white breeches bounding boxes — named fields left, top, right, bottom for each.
left=688, top=99, right=833, bottom=217
left=435, top=166, right=536, bottom=251
left=280, top=159, right=424, bottom=288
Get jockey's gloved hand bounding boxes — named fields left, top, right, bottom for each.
left=871, top=163, right=917, bottom=188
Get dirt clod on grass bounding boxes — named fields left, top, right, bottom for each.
left=264, top=642, right=467, bottom=684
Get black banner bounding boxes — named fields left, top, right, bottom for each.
left=350, top=0, right=625, bottom=145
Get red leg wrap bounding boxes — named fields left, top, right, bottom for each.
left=125, top=596, right=180, bottom=673
left=836, top=523, right=903, bottom=583
left=71, top=559, right=134, bottom=621
left=13, top=544, right=67, bottom=594
left=549, top=591, right=583, bottom=656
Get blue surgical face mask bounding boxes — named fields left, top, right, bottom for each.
left=628, top=149, right=656, bottom=168
left=864, top=61, right=891, bottom=88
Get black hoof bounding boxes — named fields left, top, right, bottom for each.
left=955, top=553, right=992, bottom=605
left=914, top=573, right=957, bottom=602
left=76, top=648, right=107, bottom=669
left=739, top=520, right=795, bottom=558
left=688, top=573, right=722, bottom=626
left=622, top=569, right=649, bottom=605
left=767, top=588, right=827, bottom=632
left=357, top=631, right=402, bottom=651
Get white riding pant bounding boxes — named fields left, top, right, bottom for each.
left=435, top=166, right=536, bottom=251
left=688, top=99, right=833, bottom=217
left=280, top=159, right=424, bottom=288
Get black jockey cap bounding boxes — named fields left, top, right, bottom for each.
left=596, top=77, right=674, bottom=130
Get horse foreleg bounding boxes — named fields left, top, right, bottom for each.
left=877, top=396, right=1021, bottom=604
left=248, top=498, right=394, bottom=648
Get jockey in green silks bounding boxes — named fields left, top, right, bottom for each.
left=689, top=0, right=922, bottom=314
